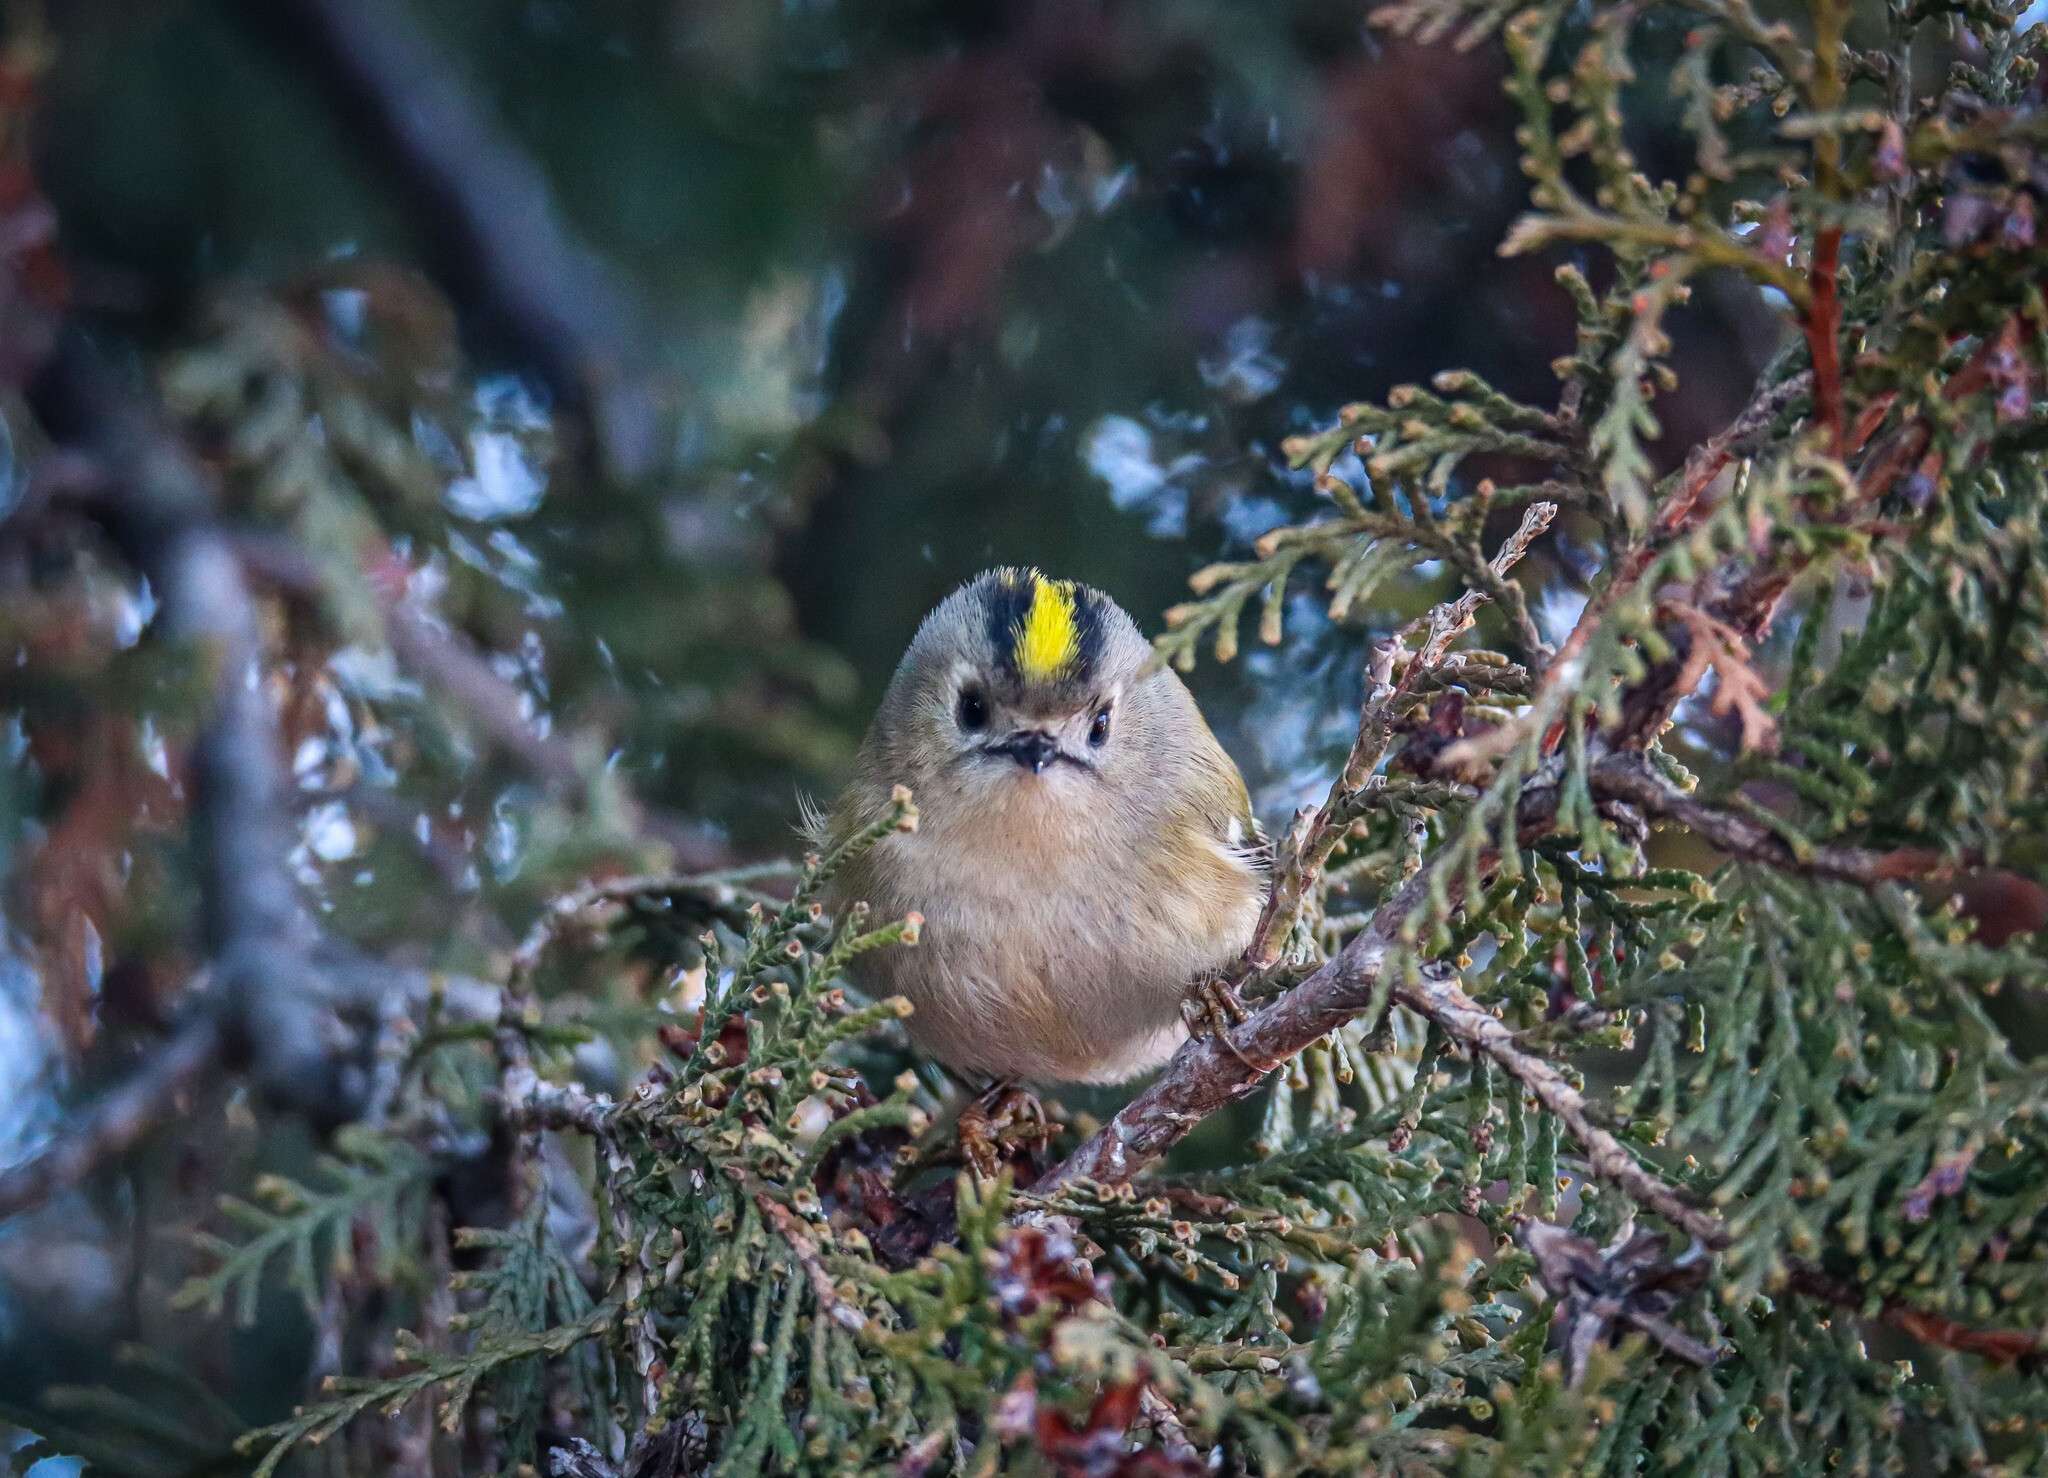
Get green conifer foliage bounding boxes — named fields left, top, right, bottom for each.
left=10, top=0, right=2048, bottom=1471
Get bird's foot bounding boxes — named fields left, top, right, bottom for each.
left=1180, top=973, right=1253, bottom=1042
left=956, top=1081, right=1054, bottom=1182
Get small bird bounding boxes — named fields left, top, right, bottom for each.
left=824, top=568, right=1264, bottom=1085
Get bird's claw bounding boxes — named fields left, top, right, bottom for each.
left=956, top=1082, right=1054, bottom=1181
left=1181, top=975, right=1252, bottom=1042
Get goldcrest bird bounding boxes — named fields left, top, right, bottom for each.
left=823, top=568, right=1264, bottom=1085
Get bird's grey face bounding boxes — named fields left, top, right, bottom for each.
left=945, top=660, right=1118, bottom=779
left=881, top=570, right=1153, bottom=795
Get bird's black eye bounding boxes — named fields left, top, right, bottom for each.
left=957, top=688, right=989, bottom=732
left=1089, top=704, right=1112, bottom=746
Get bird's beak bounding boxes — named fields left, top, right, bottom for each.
left=989, top=730, right=1060, bottom=773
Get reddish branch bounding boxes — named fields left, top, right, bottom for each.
left=1788, top=1262, right=2046, bottom=1369
left=1857, top=316, right=2026, bottom=502
left=1247, top=502, right=1557, bottom=970
left=1553, top=312, right=2025, bottom=763
left=1536, top=371, right=1812, bottom=753
left=1612, top=313, right=2034, bottom=753
left=1804, top=227, right=1846, bottom=459
left=1038, top=816, right=1723, bottom=1238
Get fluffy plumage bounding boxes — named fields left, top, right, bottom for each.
left=823, top=569, right=1264, bottom=1084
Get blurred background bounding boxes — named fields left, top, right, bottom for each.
left=0, top=0, right=1780, bottom=1466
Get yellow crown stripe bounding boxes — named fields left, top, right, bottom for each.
left=1014, top=573, right=1080, bottom=682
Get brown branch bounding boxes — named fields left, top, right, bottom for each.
left=1413, top=501, right=1560, bottom=668
left=1856, top=316, right=2022, bottom=504
left=1036, top=798, right=1726, bottom=1253
left=755, top=1190, right=867, bottom=1331
left=1656, top=369, right=1816, bottom=544
left=497, top=1077, right=614, bottom=1136
left=1136, top=1387, right=1203, bottom=1468
left=1531, top=371, right=1812, bottom=756
left=1035, top=862, right=1459, bottom=1195
left=1787, top=1261, right=2046, bottom=1369
left=1038, top=505, right=1739, bottom=1245
left=1038, top=754, right=1962, bottom=1227
left=1052, top=508, right=1567, bottom=1180
left=1520, top=1218, right=1721, bottom=1385
left=1585, top=754, right=1963, bottom=887
left=489, top=868, right=765, bottom=1205
left=500, top=869, right=769, bottom=994
left=1246, top=502, right=1556, bottom=970
left=1039, top=502, right=1573, bottom=1195
left=1804, top=227, right=1846, bottom=459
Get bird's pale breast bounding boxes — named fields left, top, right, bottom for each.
left=846, top=795, right=1262, bottom=1083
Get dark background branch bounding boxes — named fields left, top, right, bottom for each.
left=228, top=0, right=670, bottom=481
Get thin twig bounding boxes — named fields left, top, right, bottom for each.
left=1247, top=502, right=1556, bottom=969
left=1586, top=754, right=1964, bottom=887
left=755, top=1191, right=866, bottom=1331
left=497, top=1077, right=615, bottom=1136
left=1400, top=972, right=1726, bottom=1247
left=1787, top=1260, right=2046, bottom=1368
left=488, top=867, right=772, bottom=1201
left=1854, top=316, right=2023, bottom=505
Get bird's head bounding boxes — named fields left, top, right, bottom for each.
left=861, top=568, right=1194, bottom=820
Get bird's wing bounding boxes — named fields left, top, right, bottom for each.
left=1205, top=765, right=1271, bottom=878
